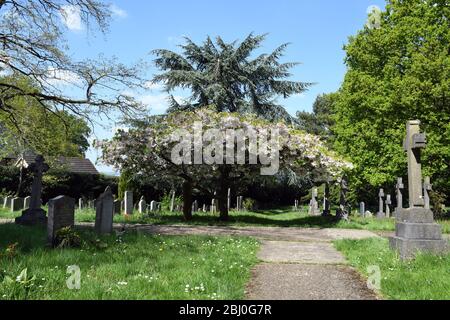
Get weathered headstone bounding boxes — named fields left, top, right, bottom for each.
left=385, top=195, right=392, bottom=218
left=394, top=177, right=404, bottom=217
left=24, top=196, right=31, bottom=209
left=227, top=188, right=231, bottom=210
left=11, top=197, right=24, bottom=212
left=138, top=196, right=147, bottom=214
left=309, top=188, right=321, bottom=216
left=336, top=178, right=349, bottom=220
left=294, top=199, right=298, bottom=211
left=377, top=189, right=385, bottom=219
left=47, top=195, right=75, bottom=246
left=113, top=199, right=121, bottom=215
left=3, top=196, right=12, bottom=209
left=390, top=120, right=448, bottom=259
left=193, top=200, right=198, bottom=212
left=211, top=199, right=216, bottom=214
left=95, top=187, right=114, bottom=234
left=16, top=155, right=49, bottom=225
left=170, top=190, right=175, bottom=212
left=78, top=198, right=83, bottom=210
left=150, top=200, right=157, bottom=212
left=423, top=177, right=432, bottom=210
left=202, top=204, right=207, bottom=212
left=124, top=191, right=133, bottom=215
left=359, top=202, right=365, bottom=216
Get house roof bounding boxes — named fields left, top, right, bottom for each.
left=11, top=153, right=99, bottom=175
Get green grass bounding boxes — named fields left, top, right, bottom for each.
left=334, top=237, right=450, bottom=300
left=2, top=206, right=450, bottom=234
left=0, top=223, right=259, bottom=300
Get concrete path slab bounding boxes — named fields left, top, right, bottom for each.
left=246, top=263, right=379, bottom=300
left=258, top=241, right=346, bottom=264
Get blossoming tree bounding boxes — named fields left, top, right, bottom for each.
left=97, top=107, right=351, bottom=221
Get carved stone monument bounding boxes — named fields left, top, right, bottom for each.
left=377, top=189, right=385, bottom=219
left=15, top=155, right=49, bottom=225
left=308, top=188, right=321, bottom=216
left=394, top=177, right=404, bottom=217
left=385, top=195, right=392, bottom=218
left=389, top=120, right=448, bottom=260
left=423, top=177, right=432, bottom=210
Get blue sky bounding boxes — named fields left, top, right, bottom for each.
left=62, top=0, right=386, bottom=174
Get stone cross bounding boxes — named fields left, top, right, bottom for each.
left=15, top=155, right=49, bottom=225
left=404, top=120, right=426, bottom=207
left=47, top=195, right=75, bottom=246
left=124, top=191, right=133, bottom=215
left=395, top=177, right=404, bottom=212
left=95, top=187, right=114, bottom=234
left=377, top=189, right=385, bottom=218
left=423, top=177, right=432, bottom=210
left=386, top=194, right=392, bottom=218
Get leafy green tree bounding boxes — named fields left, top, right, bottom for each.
left=296, top=93, right=337, bottom=142
left=333, top=0, right=450, bottom=204
left=0, top=76, right=91, bottom=158
left=152, top=33, right=311, bottom=123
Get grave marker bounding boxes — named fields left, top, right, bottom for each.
left=47, top=195, right=75, bottom=246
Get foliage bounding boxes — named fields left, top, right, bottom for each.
left=296, top=93, right=338, bottom=143
left=430, top=190, right=448, bottom=219
left=152, top=33, right=311, bottom=123
left=53, top=227, right=82, bottom=249
left=332, top=0, right=450, bottom=202
left=0, top=76, right=91, bottom=158
left=242, top=198, right=256, bottom=211
left=1, top=268, right=38, bottom=300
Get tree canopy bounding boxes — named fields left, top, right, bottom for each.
left=151, top=33, right=311, bottom=123
left=332, top=0, right=450, bottom=202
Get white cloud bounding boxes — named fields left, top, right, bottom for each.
left=110, top=4, right=128, bottom=19
left=60, top=5, right=82, bottom=31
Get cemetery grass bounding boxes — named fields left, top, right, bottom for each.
left=73, top=208, right=450, bottom=234
left=2, top=207, right=450, bottom=234
left=0, top=223, right=259, bottom=300
left=334, top=237, right=450, bottom=300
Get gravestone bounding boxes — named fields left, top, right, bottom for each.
left=395, top=177, right=404, bottom=217
left=95, top=187, right=114, bottom=234
left=336, top=178, right=349, bottom=220
left=150, top=200, right=157, bottom=212
left=3, top=196, right=12, bottom=209
left=377, top=189, right=385, bottom=219
left=236, top=196, right=243, bottom=211
left=322, top=181, right=331, bottom=216
left=211, top=199, right=216, bottom=214
left=202, top=204, right=207, bottom=212
left=78, top=198, right=83, bottom=210
left=170, top=191, right=175, bottom=212
left=124, top=191, right=133, bottom=215
left=294, top=199, right=298, bottom=211
left=113, top=199, right=121, bottom=215
left=138, top=196, right=147, bottom=214
left=309, top=188, right=321, bottom=216
left=193, top=200, right=198, bottom=212
left=47, top=195, right=75, bottom=246
left=389, top=120, right=448, bottom=260
left=423, top=177, right=432, bottom=210
left=227, top=188, right=231, bottom=210
left=11, top=197, right=24, bottom=212
left=385, top=195, right=392, bottom=218
left=359, top=202, right=365, bottom=216
left=16, top=155, right=49, bottom=225
left=24, top=196, right=31, bottom=209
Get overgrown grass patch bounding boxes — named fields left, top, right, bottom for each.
left=334, top=237, right=450, bottom=300
left=0, top=223, right=259, bottom=300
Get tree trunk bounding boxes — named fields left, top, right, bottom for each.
left=182, top=179, right=193, bottom=221
left=218, top=168, right=230, bottom=221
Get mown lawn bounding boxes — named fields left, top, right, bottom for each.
left=334, top=237, right=450, bottom=300
left=0, top=223, right=259, bottom=300
left=2, top=206, right=450, bottom=234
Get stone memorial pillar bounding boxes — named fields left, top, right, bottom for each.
left=395, top=177, right=404, bottom=216
left=385, top=195, right=392, bottom=218
left=377, top=189, right=385, bottom=219
left=360, top=202, right=365, bottom=217
left=124, top=191, right=133, bottom=215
